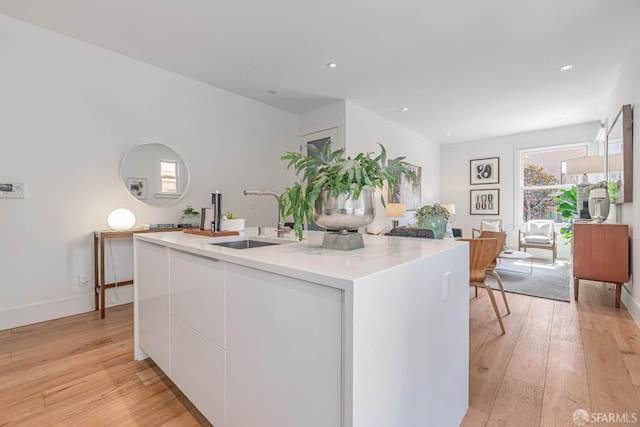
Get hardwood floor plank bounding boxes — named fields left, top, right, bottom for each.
left=485, top=375, right=544, bottom=427
left=550, top=300, right=582, bottom=344
left=506, top=297, right=553, bottom=387
left=469, top=308, right=527, bottom=413
left=582, top=328, right=640, bottom=416
left=540, top=338, right=591, bottom=426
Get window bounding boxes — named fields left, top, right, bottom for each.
left=519, top=145, right=587, bottom=223
left=160, top=160, right=178, bottom=193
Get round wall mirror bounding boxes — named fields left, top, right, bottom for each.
left=119, top=142, right=190, bottom=206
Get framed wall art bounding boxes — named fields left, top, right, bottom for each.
left=470, top=189, right=499, bottom=215
left=127, top=178, right=146, bottom=200
left=388, top=161, right=422, bottom=210
left=470, top=157, right=499, bottom=185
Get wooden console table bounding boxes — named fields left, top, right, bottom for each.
left=573, top=222, right=629, bottom=308
left=94, top=228, right=181, bottom=318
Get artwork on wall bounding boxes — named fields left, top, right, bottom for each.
left=470, top=189, right=499, bottom=215
left=470, top=157, right=500, bottom=185
left=127, top=178, right=146, bottom=200
left=388, top=161, right=422, bottom=210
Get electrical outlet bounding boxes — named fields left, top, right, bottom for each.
left=442, top=272, right=451, bottom=301
left=78, top=274, right=89, bottom=287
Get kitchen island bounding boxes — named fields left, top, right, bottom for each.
left=134, top=228, right=469, bottom=427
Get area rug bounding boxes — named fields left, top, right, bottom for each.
left=487, top=258, right=571, bottom=302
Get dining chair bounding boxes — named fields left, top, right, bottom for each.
left=478, top=230, right=510, bottom=315
left=460, top=237, right=506, bottom=334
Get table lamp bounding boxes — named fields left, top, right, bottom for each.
left=107, top=208, right=136, bottom=230
left=386, top=203, right=406, bottom=229
left=564, top=156, right=604, bottom=218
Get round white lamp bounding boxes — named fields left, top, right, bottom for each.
left=107, top=208, right=136, bottom=230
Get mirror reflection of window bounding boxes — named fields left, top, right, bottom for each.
left=160, top=160, right=178, bottom=193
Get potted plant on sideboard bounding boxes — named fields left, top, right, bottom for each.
left=280, top=142, right=414, bottom=249
left=414, top=203, right=452, bottom=239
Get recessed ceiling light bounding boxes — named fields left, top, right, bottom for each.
left=401, top=107, right=409, bottom=111
left=326, top=62, right=337, bottom=69
left=560, top=64, right=573, bottom=71
left=446, top=133, right=451, bottom=137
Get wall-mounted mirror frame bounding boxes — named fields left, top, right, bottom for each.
left=606, top=104, right=633, bottom=203
left=119, top=142, right=190, bottom=207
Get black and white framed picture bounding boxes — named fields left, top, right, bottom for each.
left=470, top=189, right=499, bottom=215
left=470, top=157, right=499, bottom=185
left=127, top=178, right=146, bottom=200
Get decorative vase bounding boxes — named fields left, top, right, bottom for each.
left=180, top=213, right=200, bottom=228
left=417, top=215, right=447, bottom=239
left=313, top=186, right=375, bottom=250
left=588, top=195, right=610, bottom=220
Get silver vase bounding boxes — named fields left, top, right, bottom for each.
left=313, top=187, right=375, bottom=250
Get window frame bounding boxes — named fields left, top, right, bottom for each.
left=515, top=142, right=590, bottom=226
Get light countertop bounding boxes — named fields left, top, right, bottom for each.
left=135, top=227, right=467, bottom=290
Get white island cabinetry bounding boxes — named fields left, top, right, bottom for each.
left=134, top=229, right=469, bottom=427
left=169, top=250, right=226, bottom=426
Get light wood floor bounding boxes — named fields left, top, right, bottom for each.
left=1, top=281, right=639, bottom=426
left=0, top=304, right=211, bottom=426
left=462, top=279, right=640, bottom=427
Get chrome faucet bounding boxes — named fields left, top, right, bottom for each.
left=243, top=190, right=291, bottom=238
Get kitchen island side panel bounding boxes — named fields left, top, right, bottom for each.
left=349, top=244, right=469, bottom=427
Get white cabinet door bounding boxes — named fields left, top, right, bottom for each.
left=226, top=263, right=342, bottom=427
left=171, top=316, right=226, bottom=427
left=170, top=250, right=226, bottom=348
left=135, top=240, right=170, bottom=374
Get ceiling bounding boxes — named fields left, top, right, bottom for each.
left=1, top=0, right=638, bottom=144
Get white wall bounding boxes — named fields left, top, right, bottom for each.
left=345, top=101, right=440, bottom=233
left=440, top=122, right=600, bottom=254
left=0, top=15, right=299, bottom=329
left=604, top=40, right=640, bottom=325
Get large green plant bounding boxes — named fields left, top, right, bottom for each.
left=555, top=186, right=577, bottom=245
left=280, top=142, right=415, bottom=240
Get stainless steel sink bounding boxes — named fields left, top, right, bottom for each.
left=208, top=239, right=284, bottom=249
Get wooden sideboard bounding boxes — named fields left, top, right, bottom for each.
left=573, top=222, right=629, bottom=307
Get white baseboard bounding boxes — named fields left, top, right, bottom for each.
left=0, top=288, right=134, bottom=331
left=622, top=287, right=640, bottom=329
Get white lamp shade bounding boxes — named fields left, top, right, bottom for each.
left=441, top=204, right=456, bottom=215
left=608, top=153, right=623, bottom=172
left=107, top=208, right=136, bottom=230
left=565, top=156, right=604, bottom=175
left=386, top=203, right=406, bottom=217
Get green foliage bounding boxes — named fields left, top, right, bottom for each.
left=523, top=164, right=559, bottom=221
left=555, top=186, right=577, bottom=245
left=414, top=203, right=452, bottom=222
left=182, top=205, right=199, bottom=216
left=280, top=142, right=415, bottom=240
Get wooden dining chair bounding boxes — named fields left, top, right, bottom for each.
left=478, top=230, right=510, bottom=315
left=460, top=238, right=506, bottom=334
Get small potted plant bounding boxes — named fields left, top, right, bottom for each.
left=414, top=203, right=452, bottom=239
left=220, top=212, right=245, bottom=231
left=180, top=205, right=200, bottom=228
left=280, top=142, right=415, bottom=243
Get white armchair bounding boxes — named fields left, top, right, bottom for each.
left=518, top=219, right=557, bottom=263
